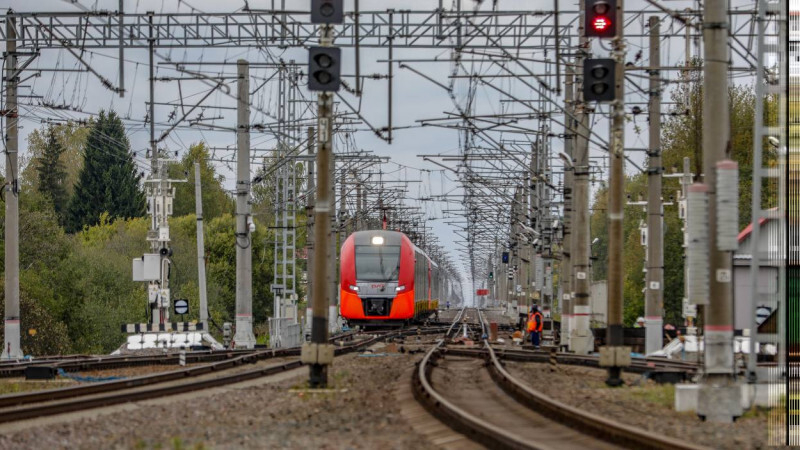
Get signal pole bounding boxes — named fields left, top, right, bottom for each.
left=305, top=127, right=315, bottom=339
left=603, top=0, right=630, bottom=386
left=2, top=14, right=21, bottom=359
left=697, top=0, right=741, bottom=422
left=305, top=20, right=338, bottom=388
left=560, top=68, right=574, bottom=349
left=233, top=59, right=256, bottom=349
left=644, top=16, right=664, bottom=356
left=571, top=0, right=594, bottom=354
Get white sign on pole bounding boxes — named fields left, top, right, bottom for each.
left=682, top=298, right=697, bottom=318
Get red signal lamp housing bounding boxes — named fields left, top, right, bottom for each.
left=585, top=0, right=617, bottom=38
left=592, top=16, right=611, bottom=32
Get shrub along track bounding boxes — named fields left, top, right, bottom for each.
left=412, top=310, right=710, bottom=450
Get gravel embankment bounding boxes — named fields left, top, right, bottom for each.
left=506, top=361, right=770, bottom=450
left=0, top=345, right=438, bottom=450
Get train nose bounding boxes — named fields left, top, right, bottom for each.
left=365, top=298, right=391, bottom=316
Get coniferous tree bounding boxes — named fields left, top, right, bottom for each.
left=36, top=126, right=69, bottom=224
left=65, top=110, right=145, bottom=232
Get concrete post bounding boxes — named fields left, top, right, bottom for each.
left=644, top=16, right=664, bottom=355
left=570, top=0, right=593, bottom=354
left=233, top=59, right=255, bottom=349
left=328, top=126, right=338, bottom=333
left=195, top=163, right=208, bottom=325
left=2, top=14, right=21, bottom=359
left=604, top=0, right=628, bottom=387
left=560, top=68, right=574, bottom=349
left=697, top=0, right=741, bottom=423
left=309, top=24, right=335, bottom=387
left=305, top=127, right=315, bottom=338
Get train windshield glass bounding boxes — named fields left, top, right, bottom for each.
left=355, top=245, right=401, bottom=281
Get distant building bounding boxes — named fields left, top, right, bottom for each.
left=733, top=214, right=781, bottom=332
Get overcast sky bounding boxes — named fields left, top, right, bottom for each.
left=0, top=0, right=763, bottom=302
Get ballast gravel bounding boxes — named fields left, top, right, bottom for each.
left=506, top=361, right=771, bottom=450
left=0, top=348, right=437, bottom=450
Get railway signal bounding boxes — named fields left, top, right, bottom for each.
left=583, top=58, right=616, bottom=102
left=308, top=47, right=342, bottom=92
left=584, top=0, right=616, bottom=38
left=310, top=0, right=344, bottom=24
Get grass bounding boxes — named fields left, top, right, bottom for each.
left=332, top=369, right=350, bottom=385
left=133, top=438, right=207, bottom=450
left=0, top=380, right=74, bottom=395
left=626, top=382, right=676, bottom=408
left=741, top=406, right=773, bottom=420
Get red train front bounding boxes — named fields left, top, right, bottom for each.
left=340, top=230, right=438, bottom=327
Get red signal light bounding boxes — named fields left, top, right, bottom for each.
left=592, top=16, right=611, bottom=32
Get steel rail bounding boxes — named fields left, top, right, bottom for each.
left=444, top=307, right=467, bottom=340
left=444, top=347, right=699, bottom=375
left=483, top=343, right=710, bottom=450
left=0, top=350, right=256, bottom=378
left=0, top=330, right=362, bottom=378
left=0, top=359, right=305, bottom=424
left=0, top=331, right=392, bottom=423
left=412, top=341, right=535, bottom=449
left=0, top=327, right=445, bottom=415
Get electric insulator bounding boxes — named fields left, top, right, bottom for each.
left=686, top=183, right=710, bottom=305
left=716, top=160, right=739, bottom=251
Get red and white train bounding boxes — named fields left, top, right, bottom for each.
left=339, top=230, right=459, bottom=327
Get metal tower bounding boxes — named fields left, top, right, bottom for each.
left=270, top=63, right=301, bottom=348
left=745, top=0, right=786, bottom=388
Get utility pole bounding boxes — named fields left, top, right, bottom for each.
left=560, top=68, right=574, bottom=350
left=680, top=156, right=697, bottom=336
left=571, top=0, right=593, bottom=355
left=2, top=13, right=21, bottom=359
left=644, top=16, right=663, bottom=355
left=195, top=163, right=208, bottom=325
left=118, top=0, right=124, bottom=97
left=697, top=0, right=741, bottom=422
left=603, top=0, right=630, bottom=386
left=305, top=127, right=315, bottom=339
left=328, top=127, right=338, bottom=333
left=307, top=23, right=336, bottom=388
left=147, top=11, right=163, bottom=327
left=233, top=59, right=256, bottom=349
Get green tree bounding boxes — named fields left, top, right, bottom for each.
left=22, top=121, right=89, bottom=198
left=65, top=110, right=145, bottom=233
left=36, top=126, right=69, bottom=223
left=169, top=142, right=233, bottom=220
left=590, top=68, right=778, bottom=326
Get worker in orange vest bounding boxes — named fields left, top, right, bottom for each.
left=527, top=305, right=544, bottom=348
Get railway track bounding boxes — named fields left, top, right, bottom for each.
left=0, top=331, right=362, bottom=378
left=412, top=310, right=709, bottom=450
left=446, top=347, right=698, bottom=378
left=0, top=325, right=453, bottom=424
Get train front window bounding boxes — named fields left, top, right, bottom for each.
left=355, top=245, right=401, bottom=281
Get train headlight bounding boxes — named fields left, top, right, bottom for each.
left=371, top=236, right=385, bottom=245
left=396, top=285, right=405, bottom=292
left=349, top=285, right=359, bottom=292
